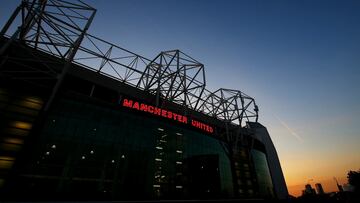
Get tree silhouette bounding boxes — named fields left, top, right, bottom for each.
left=348, top=170, right=360, bottom=193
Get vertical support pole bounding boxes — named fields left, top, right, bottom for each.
left=155, top=54, right=162, bottom=107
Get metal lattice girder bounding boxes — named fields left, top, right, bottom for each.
left=198, top=88, right=258, bottom=127
left=1, top=0, right=96, bottom=59
left=73, top=34, right=151, bottom=84
left=1, top=0, right=152, bottom=85
left=0, top=0, right=97, bottom=81
left=137, top=50, right=206, bottom=110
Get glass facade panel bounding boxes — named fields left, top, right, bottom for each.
left=251, top=149, right=274, bottom=198
left=6, top=96, right=233, bottom=200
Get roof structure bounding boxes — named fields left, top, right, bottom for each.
left=0, top=0, right=258, bottom=127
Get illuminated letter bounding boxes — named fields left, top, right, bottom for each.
left=154, top=107, right=161, bottom=116
left=172, top=113, right=178, bottom=121
left=201, top=123, right=205, bottom=130
left=122, top=99, right=133, bottom=108
left=167, top=111, right=173, bottom=119
left=132, top=102, right=139, bottom=110
left=191, top=120, right=197, bottom=127
left=206, top=125, right=210, bottom=132
left=161, top=109, right=167, bottom=117
left=196, top=121, right=201, bottom=128
left=148, top=106, right=154, bottom=113
left=140, top=103, right=148, bottom=112
left=182, top=116, right=188, bottom=124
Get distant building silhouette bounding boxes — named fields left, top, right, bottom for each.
left=303, top=184, right=316, bottom=196
left=334, top=177, right=344, bottom=192
left=315, top=183, right=325, bottom=195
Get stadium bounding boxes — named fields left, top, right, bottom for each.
left=0, top=0, right=288, bottom=201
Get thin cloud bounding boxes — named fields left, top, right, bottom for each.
left=274, top=114, right=304, bottom=143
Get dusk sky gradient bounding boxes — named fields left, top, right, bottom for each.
left=1, top=0, right=360, bottom=197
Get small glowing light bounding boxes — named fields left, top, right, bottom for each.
left=176, top=150, right=183, bottom=153
left=156, top=146, right=163, bottom=150
left=51, top=145, right=56, bottom=149
left=155, top=158, right=162, bottom=162
left=0, top=156, right=15, bottom=161
left=176, top=132, right=182, bottom=136
left=90, top=150, right=94, bottom=154
left=93, top=128, right=97, bottom=131
left=160, top=140, right=167, bottom=143
left=161, top=175, right=165, bottom=178
left=52, top=120, right=56, bottom=123
left=176, top=161, right=182, bottom=165
left=45, top=151, right=50, bottom=155
left=121, top=154, right=125, bottom=159
left=201, top=166, right=204, bottom=169
left=111, top=160, right=115, bottom=163
left=161, top=134, right=167, bottom=138
left=3, top=138, right=24, bottom=145
left=21, top=99, right=42, bottom=110
left=176, top=186, right=183, bottom=189
left=81, top=156, right=86, bottom=160
left=25, top=97, right=43, bottom=104
left=12, top=121, right=32, bottom=130
left=0, top=159, right=14, bottom=169
left=157, top=128, right=164, bottom=131
left=153, top=184, right=161, bottom=188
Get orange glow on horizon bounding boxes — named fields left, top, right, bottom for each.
left=287, top=176, right=348, bottom=197
left=278, top=145, right=360, bottom=198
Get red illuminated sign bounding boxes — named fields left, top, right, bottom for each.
left=191, top=119, right=214, bottom=133
left=122, top=98, right=213, bottom=133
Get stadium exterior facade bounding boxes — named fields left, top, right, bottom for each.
left=0, top=0, right=288, bottom=201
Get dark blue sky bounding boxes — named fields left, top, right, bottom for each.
left=1, top=0, right=359, bottom=195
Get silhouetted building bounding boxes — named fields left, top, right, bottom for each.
left=0, top=0, right=288, bottom=201
left=303, top=184, right=316, bottom=195
left=338, top=184, right=344, bottom=192
left=315, top=183, right=325, bottom=195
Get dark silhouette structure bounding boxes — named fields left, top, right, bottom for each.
left=0, top=0, right=287, bottom=200
left=348, top=170, right=360, bottom=194
left=315, top=183, right=325, bottom=195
